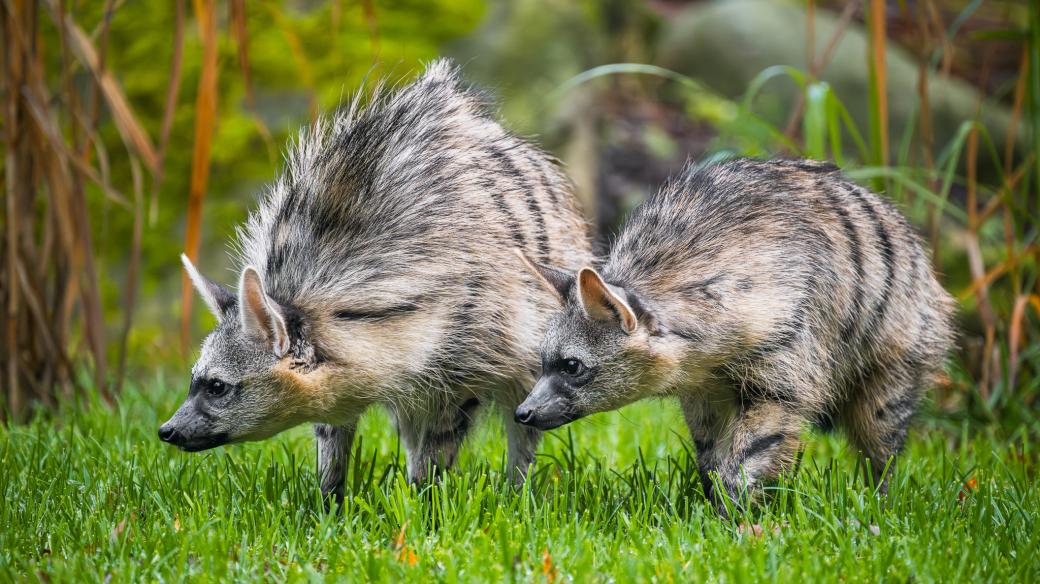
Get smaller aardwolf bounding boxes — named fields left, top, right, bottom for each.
left=516, top=158, right=954, bottom=513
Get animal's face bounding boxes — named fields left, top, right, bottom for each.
left=160, top=319, right=303, bottom=451
left=160, top=257, right=320, bottom=451
left=513, top=256, right=661, bottom=430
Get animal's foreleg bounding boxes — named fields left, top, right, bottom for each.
left=691, top=398, right=805, bottom=516
left=503, top=406, right=542, bottom=484
left=497, top=385, right=542, bottom=484
left=315, top=422, right=357, bottom=511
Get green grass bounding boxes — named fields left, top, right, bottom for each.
left=2, top=379, right=1037, bottom=582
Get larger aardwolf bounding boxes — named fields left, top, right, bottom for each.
left=160, top=60, right=592, bottom=505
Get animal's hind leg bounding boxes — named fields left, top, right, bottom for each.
left=840, top=365, right=924, bottom=494
left=398, top=398, right=482, bottom=484
left=315, top=422, right=357, bottom=510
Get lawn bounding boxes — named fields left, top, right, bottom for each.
left=2, top=376, right=1037, bottom=582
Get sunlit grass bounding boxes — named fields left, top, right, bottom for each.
left=1, top=377, right=1037, bottom=581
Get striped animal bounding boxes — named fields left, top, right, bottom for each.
left=515, top=158, right=954, bottom=512
left=160, top=60, right=592, bottom=506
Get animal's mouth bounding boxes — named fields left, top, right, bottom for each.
left=519, top=409, right=584, bottom=431
left=175, top=433, right=230, bottom=452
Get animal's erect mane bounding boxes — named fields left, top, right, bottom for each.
left=234, top=60, right=502, bottom=307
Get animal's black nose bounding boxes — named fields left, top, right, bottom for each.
left=158, top=425, right=180, bottom=444
left=514, top=406, right=535, bottom=425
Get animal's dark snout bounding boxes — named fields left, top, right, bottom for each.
left=514, top=405, right=534, bottom=425
left=158, top=424, right=181, bottom=444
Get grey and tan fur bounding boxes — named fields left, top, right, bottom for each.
left=515, top=158, right=954, bottom=513
left=160, top=60, right=592, bottom=505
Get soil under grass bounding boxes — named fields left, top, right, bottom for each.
left=1, top=378, right=1037, bottom=582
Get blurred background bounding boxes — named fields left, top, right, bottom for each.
left=1, top=0, right=1036, bottom=433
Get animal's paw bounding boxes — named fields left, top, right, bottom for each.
left=322, top=487, right=345, bottom=514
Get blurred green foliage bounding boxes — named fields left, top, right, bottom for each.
left=62, top=1, right=485, bottom=366
left=15, top=0, right=1036, bottom=425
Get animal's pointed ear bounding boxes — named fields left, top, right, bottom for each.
left=239, top=266, right=290, bottom=357
left=514, top=249, right=574, bottom=303
left=181, top=253, right=235, bottom=321
left=577, top=267, right=638, bottom=334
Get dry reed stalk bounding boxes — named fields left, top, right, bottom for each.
left=44, top=0, right=158, bottom=172
left=266, top=3, right=318, bottom=119
left=959, top=246, right=1039, bottom=301
left=179, top=0, right=220, bottom=354
left=1002, top=47, right=1029, bottom=296
left=125, top=0, right=185, bottom=388
left=1007, top=295, right=1030, bottom=394
left=229, top=0, right=276, bottom=163
left=868, top=0, right=889, bottom=165
left=2, top=0, right=153, bottom=416
left=782, top=0, right=859, bottom=142
left=150, top=0, right=186, bottom=225
left=361, top=0, right=380, bottom=55
left=967, top=47, right=1002, bottom=399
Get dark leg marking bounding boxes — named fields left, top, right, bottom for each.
left=737, top=432, right=787, bottom=465
left=693, top=441, right=729, bottom=514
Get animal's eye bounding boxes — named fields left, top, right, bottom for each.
left=560, top=359, right=585, bottom=377
left=206, top=379, right=229, bottom=398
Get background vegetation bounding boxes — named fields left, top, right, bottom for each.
left=1, top=0, right=1037, bottom=580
